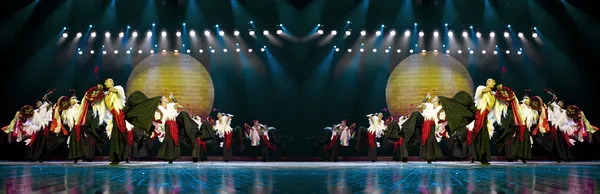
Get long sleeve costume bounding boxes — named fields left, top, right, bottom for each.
left=356, top=114, right=387, bottom=162
left=214, top=114, right=243, bottom=161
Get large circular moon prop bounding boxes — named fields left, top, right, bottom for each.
left=386, top=52, right=474, bottom=117
left=126, top=52, right=214, bottom=117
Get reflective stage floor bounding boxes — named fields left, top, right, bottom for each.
left=1, top=161, right=599, bottom=193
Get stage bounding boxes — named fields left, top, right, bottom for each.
left=1, top=161, right=599, bottom=193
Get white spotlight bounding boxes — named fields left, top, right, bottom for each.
left=385, top=49, right=389, bottom=53
left=161, top=31, right=167, bottom=37
left=186, top=49, right=191, bottom=53
left=119, top=32, right=124, bottom=37
left=199, top=49, right=204, bottom=53
left=504, top=32, right=509, bottom=37
left=493, top=50, right=498, bottom=55
left=532, top=33, right=538, bottom=38
left=114, top=50, right=119, bottom=54
left=76, top=32, right=82, bottom=37
left=469, top=50, right=474, bottom=54
left=138, top=50, right=142, bottom=54
left=91, top=32, right=97, bottom=37
left=462, top=31, right=468, bottom=37
left=458, top=50, right=462, bottom=54
left=147, top=31, right=152, bottom=37
left=331, top=30, right=337, bottom=35
left=376, top=31, right=382, bottom=36
left=361, top=30, right=366, bottom=36
left=433, top=31, right=439, bottom=37
left=345, top=30, right=351, bottom=35
left=78, top=51, right=83, bottom=55
left=248, top=49, right=253, bottom=52
left=396, top=49, right=401, bottom=53
left=132, top=32, right=138, bottom=37
left=317, top=30, right=323, bottom=35
left=126, top=50, right=131, bottom=54
left=434, top=50, right=438, bottom=53
left=150, top=50, right=154, bottom=54
left=404, top=31, right=410, bottom=37
left=447, top=31, right=453, bottom=37
left=234, top=30, right=240, bottom=36
left=236, top=48, right=240, bottom=52
left=518, top=32, right=523, bottom=37
left=211, top=49, right=216, bottom=53
left=249, top=30, right=255, bottom=36
left=162, top=50, right=166, bottom=53
left=176, top=31, right=181, bottom=37
left=335, top=48, right=340, bottom=52
left=409, top=49, right=414, bottom=53
left=174, top=50, right=179, bottom=53
left=446, top=50, right=450, bottom=54
left=105, top=32, right=110, bottom=37
left=223, top=49, right=228, bottom=52
left=102, top=51, right=107, bottom=55
left=360, top=48, right=364, bottom=52
left=517, top=51, right=522, bottom=55
left=390, top=30, right=396, bottom=36
left=476, top=32, right=481, bottom=37
left=347, top=49, right=352, bottom=52
left=219, top=31, right=225, bottom=36
left=422, top=50, right=426, bottom=53
left=204, top=30, right=211, bottom=36
left=418, top=31, right=424, bottom=37
left=261, top=48, right=265, bottom=52
left=506, top=50, right=510, bottom=54
left=482, top=50, right=486, bottom=54
left=490, top=32, right=495, bottom=38
left=90, top=50, right=95, bottom=54
left=62, top=33, right=68, bottom=38
left=372, top=48, right=377, bottom=52
left=277, top=30, right=282, bottom=35
left=190, top=30, right=196, bottom=36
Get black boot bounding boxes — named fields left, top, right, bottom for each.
left=427, top=160, right=432, bottom=164
left=125, top=158, right=130, bottom=163
left=402, top=159, right=408, bottom=163
left=110, top=160, right=120, bottom=165
left=168, top=160, right=173, bottom=164
left=522, top=160, right=527, bottom=164
left=470, top=158, right=475, bottom=164
left=193, top=158, right=198, bottom=163
left=73, top=160, right=78, bottom=164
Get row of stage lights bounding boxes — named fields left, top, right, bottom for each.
left=76, top=46, right=269, bottom=55
left=332, top=46, right=524, bottom=55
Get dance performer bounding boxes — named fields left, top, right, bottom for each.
left=96, top=78, right=134, bottom=165
left=356, top=113, right=387, bottom=162
left=386, top=115, right=410, bottom=163
left=188, top=115, right=215, bottom=162
left=123, top=91, right=163, bottom=161
left=543, top=93, right=576, bottom=162
left=245, top=120, right=277, bottom=162
left=60, top=91, right=89, bottom=163
left=153, top=94, right=182, bottom=164
left=467, top=78, right=505, bottom=165
left=437, top=91, right=477, bottom=162
left=75, top=85, right=107, bottom=162
left=214, top=112, right=243, bottom=162
left=322, top=120, right=355, bottom=162
left=25, top=92, right=58, bottom=162
left=416, top=93, right=445, bottom=163
left=497, top=90, right=536, bottom=163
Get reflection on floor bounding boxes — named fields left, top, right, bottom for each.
left=1, top=161, right=599, bottom=193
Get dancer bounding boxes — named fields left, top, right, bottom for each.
left=356, top=113, right=387, bottom=162
left=98, top=78, right=134, bottom=165
left=214, top=112, right=243, bottom=162
left=416, top=93, right=445, bottom=164
left=494, top=86, right=530, bottom=163
left=385, top=115, right=410, bottom=163
left=154, top=94, right=182, bottom=164
left=25, top=91, right=58, bottom=163
left=467, top=78, right=505, bottom=165
left=437, top=91, right=477, bottom=163
left=123, top=90, right=163, bottom=161
left=322, top=120, right=355, bottom=162
left=245, top=120, right=277, bottom=162
left=76, top=85, right=107, bottom=162
left=61, top=90, right=89, bottom=163
left=543, top=92, right=575, bottom=162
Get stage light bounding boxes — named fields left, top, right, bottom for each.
left=147, top=31, right=152, bottom=37
left=490, top=32, right=495, bottom=38
left=346, top=30, right=351, bottom=35
left=517, top=51, right=522, bottom=55
left=506, top=50, right=510, bottom=54
left=532, top=33, right=538, bottom=38
left=162, top=50, right=166, bottom=53
left=469, top=50, right=474, bottom=54
left=458, top=50, right=462, bottom=54
left=217, top=31, right=223, bottom=36
left=102, top=51, right=107, bottom=55
left=76, top=32, right=82, bottom=38
left=90, top=50, right=95, bottom=54
left=114, top=50, right=119, bottom=54
left=504, top=32, right=509, bottom=37
left=348, top=49, right=352, bottom=52
left=409, top=49, right=414, bottom=53
left=91, top=32, right=97, bottom=37
left=105, top=32, right=110, bottom=37
left=234, top=30, right=240, bottom=36
left=373, top=48, right=377, bottom=52
left=236, top=48, right=240, bottom=52
left=422, top=50, right=426, bottom=53
left=335, top=48, right=340, bottom=52
left=77, top=51, right=83, bottom=55
left=385, top=49, right=389, bottom=53
left=331, top=30, right=337, bottom=35
left=433, top=31, right=439, bottom=37
left=176, top=31, right=181, bottom=37
left=126, top=50, right=131, bottom=54
left=204, top=30, right=210, bottom=36
left=507, top=24, right=511, bottom=28
left=376, top=31, right=381, bottom=36
left=446, top=50, right=450, bottom=54
left=518, top=32, right=523, bottom=37
left=248, top=49, right=253, bottom=52
left=482, top=50, right=486, bottom=54
left=434, top=50, right=438, bottom=53
left=62, top=33, right=68, bottom=38
left=397, top=49, right=401, bottom=53
left=186, top=49, right=191, bottom=53
left=317, top=24, right=320, bottom=27
left=448, top=31, right=453, bottom=37
left=445, top=23, right=448, bottom=27
left=476, top=32, right=481, bottom=37
left=277, top=30, right=282, bottom=35
left=119, top=32, right=124, bottom=37
left=419, top=31, right=424, bottom=37
left=361, top=30, right=366, bottom=36
left=249, top=30, right=255, bottom=36
left=161, top=31, right=167, bottom=37
left=132, top=32, right=138, bottom=37
left=190, top=30, right=196, bottom=36
left=462, top=31, right=468, bottom=37
left=470, top=26, right=473, bottom=29
left=183, top=23, right=186, bottom=26
left=493, top=50, right=498, bottom=55
left=390, top=30, right=396, bottom=36
left=360, top=48, right=364, bottom=52
left=405, top=31, right=410, bottom=36
left=250, top=21, right=254, bottom=24
left=211, top=49, right=215, bottom=53
left=150, top=50, right=155, bottom=54
left=137, top=50, right=142, bottom=54
left=152, top=23, right=156, bottom=27
left=533, top=27, right=537, bottom=30
left=89, top=24, right=92, bottom=28
left=317, top=30, right=323, bottom=35
left=414, top=23, right=417, bottom=26
left=222, top=49, right=227, bottom=53
left=261, top=48, right=265, bottom=52
left=199, top=49, right=204, bottom=53
left=347, top=21, right=350, bottom=24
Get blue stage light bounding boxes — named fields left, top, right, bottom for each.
left=183, top=23, right=186, bottom=26
left=152, top=23, right=155, bottom=26
left=507, top=24, right=511, bottom=28
left=216, top=24, right=219, bottom=28
left=445, top=23, right=448, bottom=27
left=533, top=27, right=537, bottom=30
left=127, top=26, right=130, bottom=29
left=63, top=27, right=66, bottom=30
left=347, top=21, right=350, bottom=24
left=250, top=21, right=253, bottom=24
left=414, top=23, right=417, bottom=26
left=89, top=25, right=92, bottom=28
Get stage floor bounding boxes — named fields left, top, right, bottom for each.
left=1, top=161, right=599, bottom=193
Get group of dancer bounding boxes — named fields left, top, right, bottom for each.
left=319, top=78, right=598, bottom=164
left=1, top=78, right=280, bottom=164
